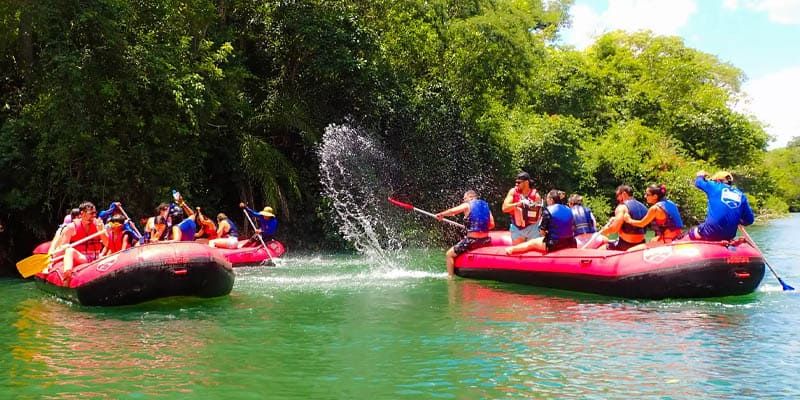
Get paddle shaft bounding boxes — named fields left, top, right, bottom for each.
left=387, top=197, right=466, bottom=229
left=116, top=204, right=143, bottom=239
left=580, top=218, right=613, bottom=249
left=415, top=206, right=466, bottom=229
left=243, top=209, right=276, bottom=265
left=739, top=225, right=794, bottom=290
left=52, top=228, right=107, bottom=256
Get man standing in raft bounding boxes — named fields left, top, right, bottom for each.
left=436, top=190, right=495, bottom=276
left=599, top=185, right=648, bottom=251
left=687, top=171, right=754, bottom=241
left=502, top=172, right=543, bottom=245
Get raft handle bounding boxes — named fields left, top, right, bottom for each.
left=173, top=268, right=188, bottom=276
left=733, top=270, right=750, bottom=279
left=579, top=259, right=592, bottom=267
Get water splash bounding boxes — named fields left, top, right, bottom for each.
left=318, top=123, right=403, bottom=264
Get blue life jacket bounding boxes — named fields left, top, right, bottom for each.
left=225, top=218, right=240, bottom=238
left=621, top=199, right=648, bottom=235
left=544, top=204, right=574, bottom=241
left=650, top=200, right=684, bottom=235
left=466, top=199, right=491, bottom=233
left=571, top=205, right=596, bottom=235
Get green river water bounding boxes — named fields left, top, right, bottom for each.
left=1, top=214, right=799, bottom=399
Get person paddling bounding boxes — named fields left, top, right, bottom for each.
left=240, top=203, right=278, bottom=244
left=50, top=202, right=109, bottom=281
left=436, top=190, right=495, bottom=276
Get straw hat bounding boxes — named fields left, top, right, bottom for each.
left=260, top=207, right=275, bottom=217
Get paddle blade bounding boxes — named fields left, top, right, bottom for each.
left=16, top=254, right=51, bottom=278
left=387, top=197, right=414, bottom=211
left=778, top=278, right=795, bottom=291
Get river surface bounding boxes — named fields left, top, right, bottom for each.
left=1, top=214, right=799, bottom=399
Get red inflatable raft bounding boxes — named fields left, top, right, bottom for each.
left=454, top=232, right=765, bottom=299
left=36, top=242, right=234, bottom=306
left=217, top=239, right=286, bottom=267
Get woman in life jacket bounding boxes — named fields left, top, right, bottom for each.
left=145, top=203, right=170, bottom=243
left=193, top=207, right=218, bottom=241
left=100, top=214, right=134, bottom=257
left=623, top=184, right=685, bottom=251
left=49, top=208, right=80, bottom=255
left=506, top=190, right=577, bottom=254
left=568, top=194, right=608, bottom=249
left=209, top=213, right=241, bottom=249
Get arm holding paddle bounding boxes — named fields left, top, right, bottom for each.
left=16, top=228, right=107, bottom=278
left=387, top=197, right=466, bottom=229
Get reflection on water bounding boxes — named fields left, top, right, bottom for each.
left=1, top=215, right=799, bottom=398
left=444, top=281, right=768, bottom=398
left=8, top=297, right=231, bottom=397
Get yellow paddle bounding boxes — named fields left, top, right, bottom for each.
left=16, top=229, right=105, bottom=278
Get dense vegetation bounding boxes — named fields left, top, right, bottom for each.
left=0, top=0, right=795, bottom=270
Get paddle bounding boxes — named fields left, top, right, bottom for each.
left=387, top=197, right=466, bottom=229
left=579, top=218, right=613, bottom=249
left=16, top=229, right=106, bottom=278
left=242, top=207, right=276, bottom=265
left=116, top=204, right=143, bottom=241
left=739, top=225, right=794, bottom=291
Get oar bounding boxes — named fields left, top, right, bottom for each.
left=387, top=197, right=466, bottom=229
left=16, top=229, right=106, bottom=278
left=739, top=225, right=794, bottom=291
left=116, top=204, right=143, bottom=240
left=242, top=208, right=276, bottom=265
left=579, top=218, right=613, bottom=249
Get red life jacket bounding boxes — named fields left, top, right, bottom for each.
left=105, top=228, right=125, bottom=254
left=511, top=188, right=542, bottom=228
left=72, top=220, right=104, bottom=262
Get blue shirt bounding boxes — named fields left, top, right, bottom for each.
left=244, top=207, right=278, bottom=239
left=176, top=218, right=197, bottom=241
left=695, top=177, right=754, bottom=241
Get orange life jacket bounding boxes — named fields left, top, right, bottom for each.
left=72, top=220, right=103, bottom=262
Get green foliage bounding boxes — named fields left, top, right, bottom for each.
left=0, top=0, right=785, bottom=266
left=584, top=31, right=768, bottom=166
left=501, top=111, right=588, bottom=192
left=763, top=145, right=800, bottom=212
left=580, top=121, right=710, bottom=224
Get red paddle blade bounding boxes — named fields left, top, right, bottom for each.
left=387, top=197, right=414, bottom=211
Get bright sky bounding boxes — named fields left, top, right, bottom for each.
left=561, top=0, right=800, bottom=149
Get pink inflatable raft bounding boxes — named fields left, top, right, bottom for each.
left=217, top=239, right=286, bottom=267
left=36, top=242, right=234, bottom=306
left=453, top=232, right=765, bottom=299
